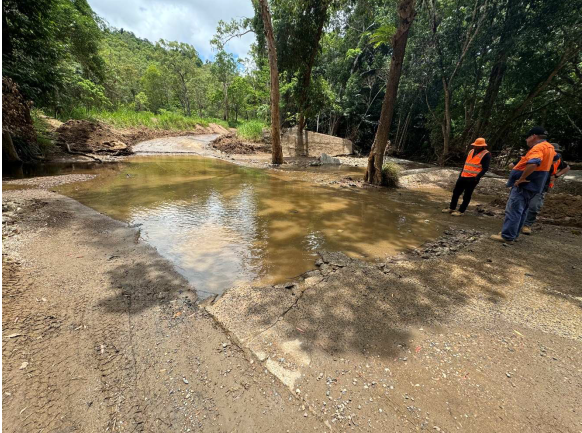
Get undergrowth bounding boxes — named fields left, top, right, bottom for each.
left=381, top=162, right=402, bottom=187
left=58, top=107, right=230, bottom=130
left=236, top=120, right=265, bottom=141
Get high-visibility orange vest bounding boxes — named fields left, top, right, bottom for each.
left=549, top=159, right=561, bottom=188
left=461, top=149, right=489, bottom=178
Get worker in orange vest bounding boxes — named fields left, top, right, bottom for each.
left=521, top=143, right=570, bottom=234
left=442, top=137, right=491, bottom=216
left=491, top=126, right=556, bottom=242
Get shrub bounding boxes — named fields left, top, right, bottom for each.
left=236, top=120, right=265, bottom=142
left=381, top=162, right=402, bottom=187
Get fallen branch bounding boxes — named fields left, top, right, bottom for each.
left=63, top=143, right=102, bottom=163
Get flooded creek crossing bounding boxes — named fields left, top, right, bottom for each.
left=8, top=156, right=445, bottom=297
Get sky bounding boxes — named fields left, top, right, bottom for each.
left=88, top=0, right=256, bottom=61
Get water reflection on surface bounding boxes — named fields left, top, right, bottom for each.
left=57, top=156, right=442, bottom=297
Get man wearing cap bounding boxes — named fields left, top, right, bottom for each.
left=491, top=126, right=556, bottom=242
left=521, top=143, right=570, bottom=234
left=442, top=137, right=491, bottom=216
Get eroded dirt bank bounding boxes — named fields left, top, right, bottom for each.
left=2, top=188, right=324, bottom=432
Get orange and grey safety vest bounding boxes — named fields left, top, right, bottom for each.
left=549, top=159, right=561, bottom=188
left=461, top=149, right=489, bottom=178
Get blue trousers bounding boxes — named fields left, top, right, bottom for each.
left=501, top=187, right=537, bottom=241
left=524, top=192, right=546, bottom=227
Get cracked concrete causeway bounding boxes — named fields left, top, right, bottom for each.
left=207, top=238, right=582, bottom=432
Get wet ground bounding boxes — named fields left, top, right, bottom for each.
left=46, top=155, right=443, bottom=297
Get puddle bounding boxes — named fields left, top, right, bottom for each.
left=43, top=156, right=442, bottom=297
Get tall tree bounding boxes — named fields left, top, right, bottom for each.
left=364, top=0, right=416, bottom=185
left=275, top=0, right=331, bottom=155
left=211, top=50, right=237, bottom=121
left=257, top=0, right=284, bottom=164
left=158, top=40, right=201, bottom=116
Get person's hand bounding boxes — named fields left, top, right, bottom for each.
left=515, top=178, right=530, bottom=186
left=550, top=175, right=557, bottom=182
left=508, top=163, right=515, bottom=169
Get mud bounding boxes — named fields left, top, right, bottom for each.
left=211, top=133, right=267, bottom=154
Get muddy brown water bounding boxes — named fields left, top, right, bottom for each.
left=10, top=156, right=444, bottom=297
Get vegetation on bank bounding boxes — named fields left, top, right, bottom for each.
left=59, top=108, right=230, bottom=131
left=381, top=162, right=402, bottom=188
left=236, top=120, right=266, bottom=141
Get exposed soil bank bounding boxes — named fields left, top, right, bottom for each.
left=2, top=187, right=324, bottom=432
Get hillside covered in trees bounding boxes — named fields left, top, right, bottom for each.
left=3, top=0, right=582, bottom=163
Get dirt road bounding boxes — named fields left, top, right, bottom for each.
left=2, top=187, right=323, bottom=432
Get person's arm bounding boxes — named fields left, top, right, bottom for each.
left=515, top=147, right=543, bottom=185
left=515, top=164, right=537, bottom=185
left=555, top=164, right=570, bottom=178
left=476, top=153, right=491, bottom=181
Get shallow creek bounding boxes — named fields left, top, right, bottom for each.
left=17, top=156, right=444, bottom=297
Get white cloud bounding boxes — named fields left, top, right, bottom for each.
left=89, top=0, right=256, bottom=61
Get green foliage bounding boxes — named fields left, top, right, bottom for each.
left=237, top=120, right=265, bottom=141
left=75, top=78, right=111, bottom=111
left=135, top=92, right=149, bottom=112
left=60, top=107, right=229, bottom=130
left=381, top=162, right=401, bottom=187
left=30, top=109, right=55, bottom=155
left=3, top=0, right=104, bottom=107
left=141, top=65, right=167, bottom=113
left=368, top=25, right=396, bottom=48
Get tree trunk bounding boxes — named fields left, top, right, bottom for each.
left=364, top=0, right=416, bottom=184
left=258, top=0, right=283, bottom=164
left=223, top=82, right=229, bottom=121
left=2, top=131, right=21, bottom=164
left=440, top=79, right=451, bottom=165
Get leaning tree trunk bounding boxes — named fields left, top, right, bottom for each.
left=364, top=0, right=416, bottom=184
left=2, top=131, right=21, bottom=163
left=258, top=0, right=283, bottom=164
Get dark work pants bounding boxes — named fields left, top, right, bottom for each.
left=449, top=177, right=478, bottom=213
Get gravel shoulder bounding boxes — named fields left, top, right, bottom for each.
left=2, top=188, right=324, bottom=432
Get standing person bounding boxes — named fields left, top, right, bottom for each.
left=490, top=126, right=556, bottom=242
left=521, top=144, right=570, bottom=234
left=442, top=137, right=491, bottom=216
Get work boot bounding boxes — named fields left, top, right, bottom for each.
left=442, top=208, right=454, bottom=213
left=451, top=211, right=464, bottom=217
left=522, top=226, right=532, bottom=235
left=490, top=234, right=512, bottom=242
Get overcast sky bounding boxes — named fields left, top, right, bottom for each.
left=88, top=0, right=256, bottom=61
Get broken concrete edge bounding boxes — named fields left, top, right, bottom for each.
left=201, top=273, right=331, bottom=428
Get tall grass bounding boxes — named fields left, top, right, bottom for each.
left=236, top=120, right=265, bottom=141
left=59, top=107, right=230, bottom=130
left=31, top=108, right=56, bottom=155
left=381, top=162, right=402, bottom=187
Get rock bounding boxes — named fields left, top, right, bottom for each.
left=183, top=377, right=189, bottom=384
left=319, top=153, right=341, bottom=165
